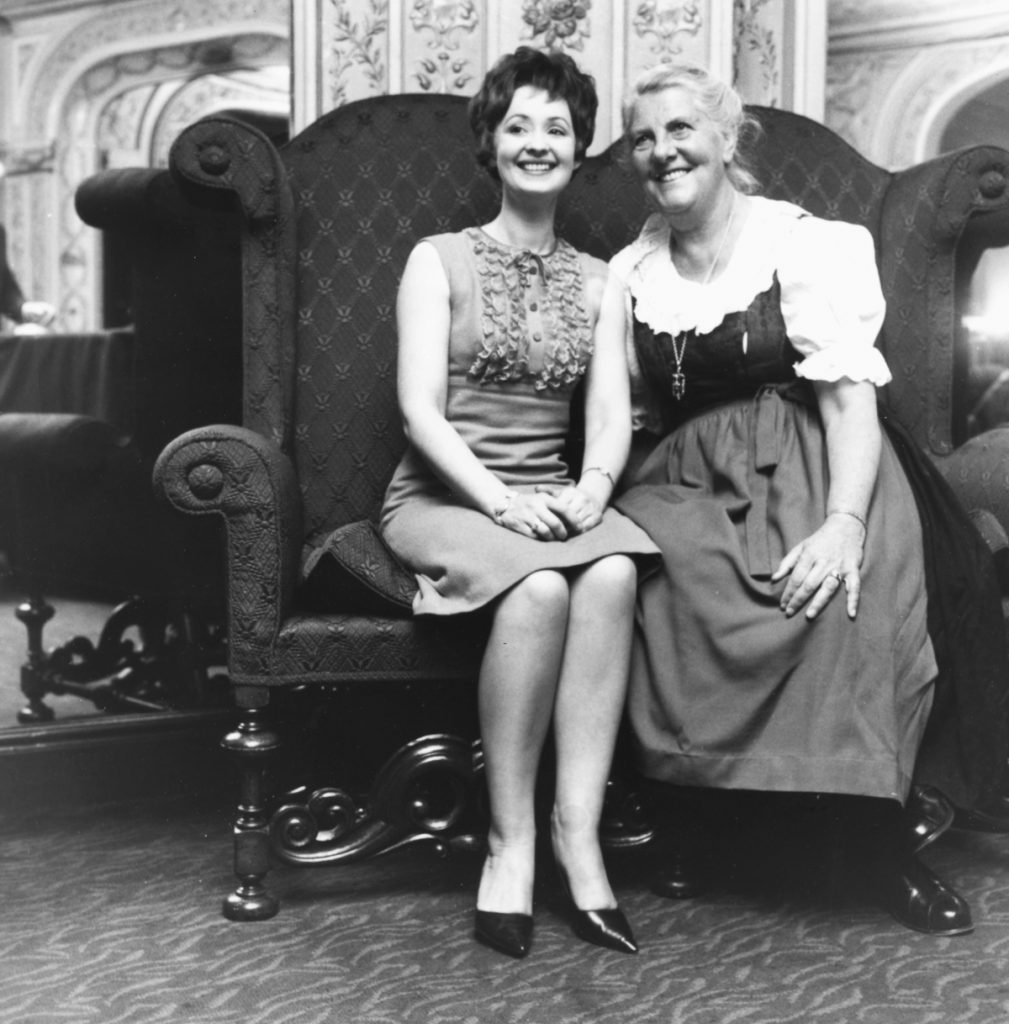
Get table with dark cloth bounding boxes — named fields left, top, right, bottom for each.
left=0, top=328, right=134, bottom=429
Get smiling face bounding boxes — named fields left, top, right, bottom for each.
left=492, top=85, right=579, bottom=201
left=628, top=85, right=736, bottom=224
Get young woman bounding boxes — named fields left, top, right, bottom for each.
left=380, top=48, right=658, bottom=959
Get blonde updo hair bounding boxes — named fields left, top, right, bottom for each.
left=621, top=63, right=762, bottom=195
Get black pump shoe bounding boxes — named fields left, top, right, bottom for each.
left=474, top=910, right=533, bottom=959
left=878, top=854, right=973, bottom=936
left=568, top=906, right=639, bottom=954
left=556, top=866, right=638, bottom=954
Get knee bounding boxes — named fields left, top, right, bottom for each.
left=509, top=570, right=570, bottom=620
left=583, top=555, right=637, bottom=605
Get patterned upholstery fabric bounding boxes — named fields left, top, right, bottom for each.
left=301, top=519, right=417, bottom=615
left=156, top=94, right=1009, bottom=694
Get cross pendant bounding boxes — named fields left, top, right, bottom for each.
left=671, top=371, right=686, bottom=400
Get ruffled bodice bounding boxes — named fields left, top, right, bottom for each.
left=465, top=227, right=594, bottom=392
left=382, top=228, right=607, bottom=510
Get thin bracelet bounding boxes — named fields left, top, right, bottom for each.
left=827, top=508, right=867, bottom=532
left=492, top=490, right=518, bottom=525
left=582, top=466, right=615, bottom=488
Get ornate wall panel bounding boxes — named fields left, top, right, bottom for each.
left=0, top=0, right=289, bottom=332
left=298, top=1, right=825, bottom=148
left=0, top=0, right=827, bottom=333
left=826, top=0, right=1009, bottom=168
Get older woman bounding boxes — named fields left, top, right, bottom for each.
left=380, top=48, right=658, bottom=958
left=611, top=63, right=1009, bottom=936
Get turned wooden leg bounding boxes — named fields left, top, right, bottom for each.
left=221, top=701, right=280, bottom=921
left=15, top=593, right=55, bottom=724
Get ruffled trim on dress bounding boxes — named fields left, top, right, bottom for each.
left=467, top=228, right=593, bottom=392
left=611, top=197, right=893, bottom=387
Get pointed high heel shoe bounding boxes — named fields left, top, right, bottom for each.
left=556, top=864, right=638, bottom=954
left=568, top=906, right=639, bottom=954
left=474, top=910, right=533, bottom=959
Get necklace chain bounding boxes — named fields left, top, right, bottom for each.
left=670, top=198, right=736, bottom=401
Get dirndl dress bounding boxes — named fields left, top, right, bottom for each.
left=611, top=198, right=1009, bottom=808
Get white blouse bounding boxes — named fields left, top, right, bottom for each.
left=610, top=197, right=892, bottom=427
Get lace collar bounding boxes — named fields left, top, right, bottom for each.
left=612, top=197, right=806, bottom=338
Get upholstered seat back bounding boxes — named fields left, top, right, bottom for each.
left=275, top=97, right=900, bottom=541
left=169, top=94, right=1007, bottom=546
left=277, top=97, right=499, bottom=538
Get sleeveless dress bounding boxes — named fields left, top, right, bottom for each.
left=380, top=228, right=659, bottom=616
left=612, top=198, right=940, bottom=804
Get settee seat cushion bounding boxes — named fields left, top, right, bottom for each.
left=301, top=519, right=418, bottom=615
left=260, top=609, right=488, bottom=685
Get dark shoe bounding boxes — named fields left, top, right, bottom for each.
left=569, top=906, right=639, bottom=954
left=651, top=850, right=704, bottom=900
left=556, top=865, right=638, bottom=954
left=474, top=910, right=533, bottom=959
left=953, top=791, right=1009, bottom=834
left=878, top=855, right=973, bottom=936
left=903, top=785, right=955, bottom=854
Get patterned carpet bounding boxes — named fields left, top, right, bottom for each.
left=3, top=794, right=1009, bottom=1024
left=3, top=580, right=1009, bottom=1023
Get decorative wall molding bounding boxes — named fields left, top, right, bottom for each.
left=826, top=5, right=1009, bottom=169
left=829, top=0, right=1009, bottom=52
left=296, top=0, right=825, bottom=142
left=0, top=0, right=289, bottom=333
left=2, top=0, right=827, bottom=334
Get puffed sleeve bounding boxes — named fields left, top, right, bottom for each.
left=611, top=244, right=664, bottom=435
left=778, top=215, right=892, bottom=386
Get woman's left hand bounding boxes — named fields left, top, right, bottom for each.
left=536, top=484, right=604, bottom=535
left=772, top=514, right=865, bottom=620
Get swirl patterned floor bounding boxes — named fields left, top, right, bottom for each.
left=3, top=795, right=1009, bottom=1024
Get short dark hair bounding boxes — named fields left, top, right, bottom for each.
left=468, top=46, right=598, bottom=179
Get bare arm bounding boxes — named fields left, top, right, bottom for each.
left=540, top=269, right=631, bottom=531
left=773, top=378, right=879, bottom=619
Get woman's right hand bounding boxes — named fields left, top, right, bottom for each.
left=496, top=490, right=570, bottom=541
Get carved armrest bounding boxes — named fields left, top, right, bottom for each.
left=881, top=146, right=1009, bottom=455
left=169, top=117, right=297, bottom=448
left=933, top=426, right=1009, bottom=540
left=76, top=167, right=201, bottom=232
left=153, top=425, right=303, bottom=680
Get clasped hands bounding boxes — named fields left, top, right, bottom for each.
left=772, top=512, right=865, bottom=620
left=495, top=485, right=603, bottom=541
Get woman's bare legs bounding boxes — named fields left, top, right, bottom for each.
left=476, top=570, right=570, bottom=915
left=551, top=555, right=637, bottom=909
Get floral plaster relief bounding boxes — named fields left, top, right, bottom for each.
left=329, top=0, right=388, bottom=108
left=633, top=0, right=702, bottom=61
left=522, top=0, right=592, bottom=52
left=410, top=0, right=479, bottom=92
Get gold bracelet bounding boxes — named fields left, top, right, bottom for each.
left=827, top=508, right=867, bottom=532
left=582, top=466, right=614, bottom=488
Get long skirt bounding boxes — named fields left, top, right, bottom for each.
left=615, top=388, right=937, bottom=803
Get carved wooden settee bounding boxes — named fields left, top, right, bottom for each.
left=153, top=93, right=1009, bottom=920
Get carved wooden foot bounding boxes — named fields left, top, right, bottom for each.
left=15, top=594, right=56, bottom=724
left=222, top=704, right=280, bottom=921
